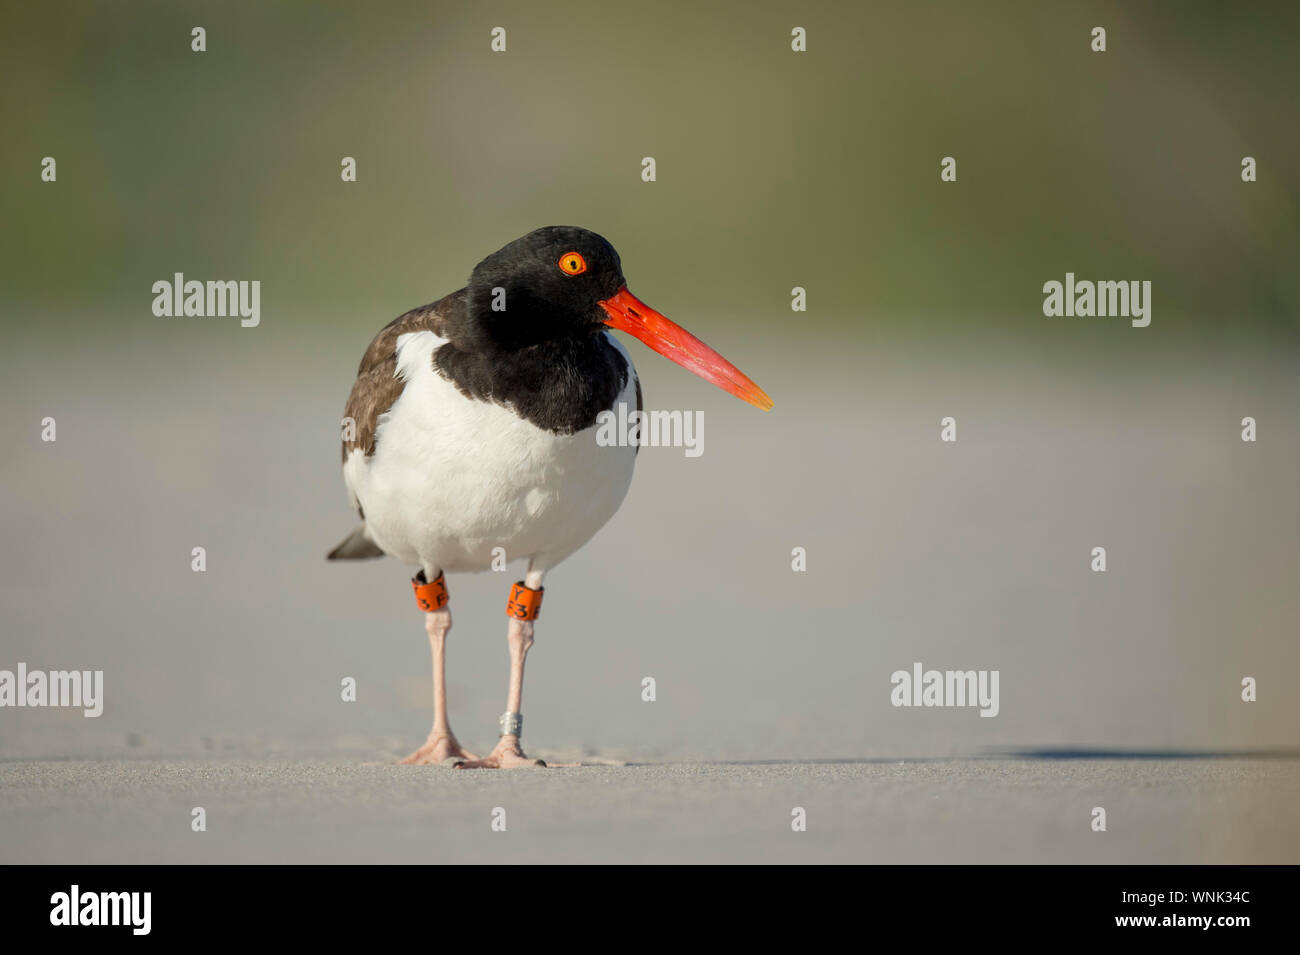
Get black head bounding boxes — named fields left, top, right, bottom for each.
left=457, top=226, right=627, bottom=352
left=436, top=225, right=772, bottom=415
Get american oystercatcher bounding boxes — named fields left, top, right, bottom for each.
left=329, top=226, right=772, bottom=768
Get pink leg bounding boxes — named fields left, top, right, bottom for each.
left=456, top=572, right=546, bottom=769
left=401, top=606, right=478, bottom=765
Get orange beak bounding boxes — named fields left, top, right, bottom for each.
left=598, top=287, right=773, bottom=411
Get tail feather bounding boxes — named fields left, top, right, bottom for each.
left=327, top=526, right=386, bottom=560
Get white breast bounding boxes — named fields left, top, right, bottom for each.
left=343, top=329, right=638, bottom=574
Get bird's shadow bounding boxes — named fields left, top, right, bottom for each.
left=659, top=748, right=1300, bottom=767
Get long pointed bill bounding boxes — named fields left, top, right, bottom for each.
left=598, top=287, right=773, bottom=411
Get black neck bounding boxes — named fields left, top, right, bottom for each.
left=433, top=332, right=630, bottom=434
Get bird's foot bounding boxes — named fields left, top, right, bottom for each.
left=454, top=735, right=546, bottom=769
left=400, top=732, right=478, bottom=766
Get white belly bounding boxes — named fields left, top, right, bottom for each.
left=344, top=329, right=638, bottom=574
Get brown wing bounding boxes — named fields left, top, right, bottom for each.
left=340, top=290, right=463, bottom=464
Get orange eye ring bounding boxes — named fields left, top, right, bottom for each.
left=558, top=252, right=587, bottom=275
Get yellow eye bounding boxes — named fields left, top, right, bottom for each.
left=558, top=252, right=587, bottom=275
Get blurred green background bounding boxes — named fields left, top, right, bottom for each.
left=3, top=0, right=1299, bottom=347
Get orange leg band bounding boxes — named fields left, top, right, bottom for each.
left=505, top=581, right=544, bottom=620
left=412, top=570, right=449, bottom=612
